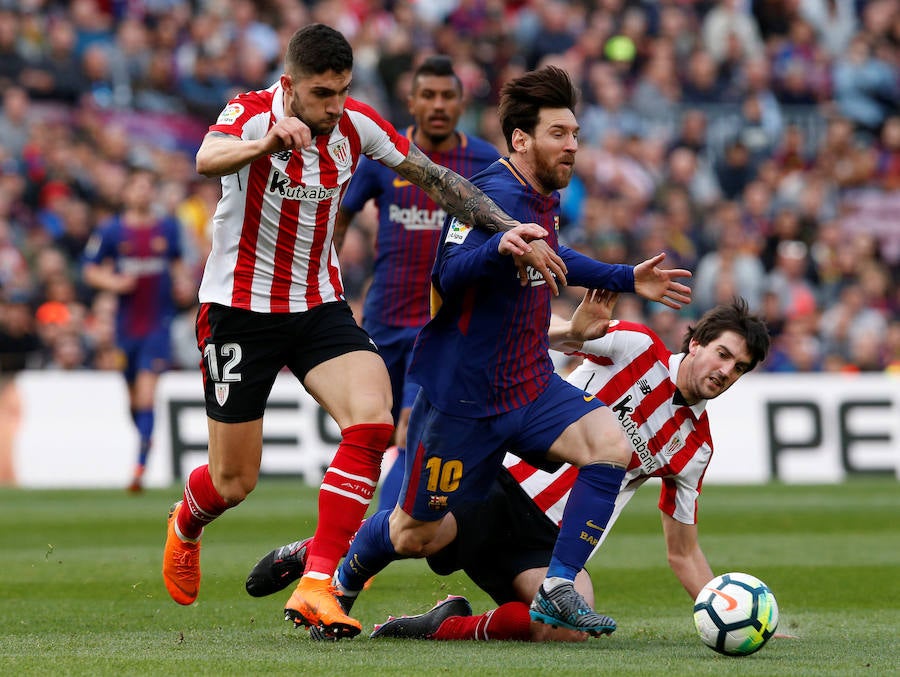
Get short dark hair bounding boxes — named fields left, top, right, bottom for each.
left=285, top=24, right=353, bottom=77
left=412, top=55, right=461, bottom=93
left=497, top=66, right=578, bottom=152
left=681, top=298, right=770, bottom=371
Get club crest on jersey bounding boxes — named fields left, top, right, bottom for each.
left=427, top=495, right=449, bottom=511
left=445, top=217, right=472, bottom=244
left=216, top=103, right=244, bottom=125
left=665, top=435, right=683, bottom=455
left=328, top=137, right=351, bottom=167
left=215, top=383, right=230, bottom=406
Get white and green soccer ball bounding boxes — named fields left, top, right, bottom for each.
left=693, top=572, right=779, bottom=656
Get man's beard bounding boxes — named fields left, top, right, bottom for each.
left=534, top=154, right=574, bottom=192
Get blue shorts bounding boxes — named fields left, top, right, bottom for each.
left=118, top=324, right=172, bottom=383
left=364, top=319, right=421, bottom=422
left=399, top=373, right=603, bottom=521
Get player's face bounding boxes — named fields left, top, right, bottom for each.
left=408, top=74, right=463, bottom=145
left=682, top=330, right=753, bottom=402
left=282, top=69, right=352, bottom=137
left=123, top=172, right=156, bottom=212
left=527, top=108, right=579, bottom=193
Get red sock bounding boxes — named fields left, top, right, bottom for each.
left=177, top=464, right=230, bottom=540
left=305, top=423, right=393, bottom=575
left=432, top=602, right=532, bottom=641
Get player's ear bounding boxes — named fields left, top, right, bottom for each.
left=511, top=128, right=530, bottom=154
left=688, top=338, right=700, bottom=355
left=280, top=73, right=293, bottom=95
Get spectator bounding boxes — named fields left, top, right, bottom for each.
left=692, top=204, right=767, bottom=314
left=765, top=239, right=820, bottom=321
left=799, top=0, right=858, bottom=57
left=832, top=33, right=899, bottom=135
left=0, top=292, right=41, bottom=373
left=0, top=10, right=25, bottom=90
left=681, top=48, right=732, bottom=104
left=869, top=115, right=900, bottom=189
left=772, top=18, right=832, bottom=105
left=0, top=86, right=32, bottom=161
left=819, top=282, right=888, bottom=362
left=702, top=0, right=765, bottom=66
left=18, top=16, right=87, bottom=104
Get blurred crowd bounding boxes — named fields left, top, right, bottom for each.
left=0, top=0, right=898, bottom=377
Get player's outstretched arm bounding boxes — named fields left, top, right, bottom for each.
left=661, top=512, right=714, bottom=600
left=633, top=253, right=693, bottom=310
left=394, top=145, right=568, bottom=292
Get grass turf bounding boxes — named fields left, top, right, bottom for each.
left=0, top=478, right=897, bottom=675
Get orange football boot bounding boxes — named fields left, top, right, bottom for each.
left=162, top=501, right=201, bottom=605
left=284, top=576, right=361, bottom=639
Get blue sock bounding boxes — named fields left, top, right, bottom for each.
left=133, top=409, right=154, bottom=466
left=376, top=447, right=406, bottom=512
left=546, top=462, right=626, bottom=581
left=336, top=509, right=401, bottom=592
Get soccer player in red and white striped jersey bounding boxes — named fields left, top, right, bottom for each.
left=161, top=23, right=568, bottom=640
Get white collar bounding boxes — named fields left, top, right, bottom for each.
left=668, top=353, right=708, bottom=418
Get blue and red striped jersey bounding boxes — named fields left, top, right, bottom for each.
left=408, top=158, right=636, bottom=418
left=342, top=128, right=500, bottom=328
left=83, top=216, right=183, bottom=339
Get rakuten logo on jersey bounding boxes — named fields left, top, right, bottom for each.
left=523, top=266, right=554, bottom=287
left=388, top=204, right=446, bottom=230
left=268, top=170, right=339, bottom=201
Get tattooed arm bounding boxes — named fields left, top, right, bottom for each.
left=394, top=145, right=568, bottom=293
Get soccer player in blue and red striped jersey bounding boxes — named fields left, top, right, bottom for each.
left=334, top=56, right=500, bottom=511
left=330, top=66, right=693, bottom=637
left=82, top=166, right=188, bottom=491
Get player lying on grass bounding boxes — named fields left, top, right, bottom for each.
left=247, top=293, right=771, bottom=641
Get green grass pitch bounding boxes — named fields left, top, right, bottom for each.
left=1, top=478, right=897, bottom=675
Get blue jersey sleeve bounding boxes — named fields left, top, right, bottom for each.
left=433, top=219, right=508, bottom=296
left=560, top=245, right=635, bottom=292
left=341, top=157, right=383, bottom=213
left=81, top=220, right=119, bottom=267
left=163, top=218, right=184, bottom=261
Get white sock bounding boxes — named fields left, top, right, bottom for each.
left=542, top=576, right=571, bottom=592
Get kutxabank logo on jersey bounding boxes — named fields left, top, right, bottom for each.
left=268, top=169, right=340, bottom=201
left=611, top=393, right=660, bottom=473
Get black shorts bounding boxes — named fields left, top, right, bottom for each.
left=195, top=301, right=378, bottom=423
left=426, top=469, right=558, bottom=606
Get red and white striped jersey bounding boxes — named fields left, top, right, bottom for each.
left=503, top=320, right=714, bottom=557
left=198, top=83, right=411, bottom=313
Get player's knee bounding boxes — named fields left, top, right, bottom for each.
left=388, top=513, right=439, bottom=558
left=211, top=471, right=257, bottom=505
left=585, top=429, right=630, bottom=466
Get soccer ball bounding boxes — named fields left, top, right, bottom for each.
left=693, top=572, right=779, bottom=656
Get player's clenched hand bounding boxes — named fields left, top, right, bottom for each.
left=497, top=225, right=568, bottom=295
left=633, top=252, right=692, bottom=310
left=497, top=223, right=547, bottom=256
left=265, top=117, right=313, bottom=152
left=514, top=240, right=567, bottom=296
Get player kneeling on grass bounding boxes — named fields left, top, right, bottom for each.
left=248, top=294, right=771, bottom=641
